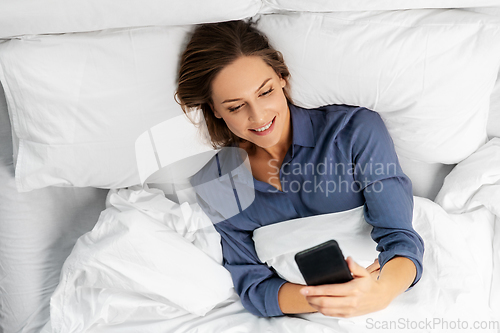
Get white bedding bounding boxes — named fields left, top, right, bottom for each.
left=253, top=206, right=378, bottom=285
left=0, top=82, right=109, bottom=333
left=44, top=139, right=500, bottom=333
left=1, top=3, right=499, bottom=333
left=253, top=197, right=496, bottom=332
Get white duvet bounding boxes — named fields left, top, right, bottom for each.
left=45, top=139, right=500, bottom=333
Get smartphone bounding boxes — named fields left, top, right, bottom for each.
left=294, top=239, right=353, bottom=286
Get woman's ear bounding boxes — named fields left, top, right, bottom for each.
left=280, top=77, right=286, bottom=89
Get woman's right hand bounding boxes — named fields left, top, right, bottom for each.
left=300, top=257, right=392, bottom=318
left=279, top=258, right=382, bottom=315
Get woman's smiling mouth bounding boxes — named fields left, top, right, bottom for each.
left=250, top=116, right=275, bottom=135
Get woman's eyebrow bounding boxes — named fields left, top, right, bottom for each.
left=221, top=78, right=272, bottom=104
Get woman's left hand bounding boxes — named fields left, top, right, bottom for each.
left=299, top=257, right=392, bottom=318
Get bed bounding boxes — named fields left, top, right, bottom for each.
left=1, top=1, right=500, bottom=332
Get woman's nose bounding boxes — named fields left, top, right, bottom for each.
left=247, top=104, right=267, bottom=123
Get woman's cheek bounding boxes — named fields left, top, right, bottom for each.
left=267, top=93, right=284, bottom=109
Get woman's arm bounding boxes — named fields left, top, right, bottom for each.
left=373, top=256, right=417, bottom=300
left=212, top=220, right=289, bottom=317
left=278, top=282, right=318, bottom=314
left=335, top=108, right=423, bottom=289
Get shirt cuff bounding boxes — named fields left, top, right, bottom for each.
left=264, top=276, right=288, bottom=317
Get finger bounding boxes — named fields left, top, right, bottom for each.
left=305, top=294, right=348, bottom=309
left=300, top=282, right=352, bottom=297
left=365, top=261, right=380, bottom=273
left=365, top=263, right=376, bottom=272
left=346, top=256, right=369, bottom=278
left=305, top=295, right=359, bottom=317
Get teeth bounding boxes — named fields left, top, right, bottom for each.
left=254, top=119, right=273, bottom=132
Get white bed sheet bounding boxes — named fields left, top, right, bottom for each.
left=43, top=139, right=500, bottom=333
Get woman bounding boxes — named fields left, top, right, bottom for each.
left=176, top=20, right=424, bottom=318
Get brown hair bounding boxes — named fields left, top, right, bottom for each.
left=175, top=19, right=292, bottom=149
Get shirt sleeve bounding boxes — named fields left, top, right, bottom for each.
left=191, top=160, right=287, bottom=318
left=212, top=218, right=288, bottom=317
left=337, top=107, right=424, bottom=289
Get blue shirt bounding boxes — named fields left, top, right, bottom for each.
left=191, top=103, right=424, bottom=317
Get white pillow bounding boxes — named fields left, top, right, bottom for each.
left=435, top=137, right=500, bottom=215
left=256, top=10, right=500, bottom=163
left=0, top=26, right=216, bottom=192
left=398, top=156, right=455, bottom=201
left=0, top=0, right=261, bottom=39
left=253, top=206, right=378, bottom=285
left=263, top=0, right=500, bottom=12
left=465, top=7, right=500, bottom=140
left=488, top=68, right=500, bottom=139
left=2, top=10, right=499, bottom=191
left=135, top=112, right=217, bottom=186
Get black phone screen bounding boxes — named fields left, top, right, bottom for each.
left=294, top=239, right=353, bottom=286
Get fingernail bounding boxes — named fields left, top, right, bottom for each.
left=300, top=288, right=309, bottom=295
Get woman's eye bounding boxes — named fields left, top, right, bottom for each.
left=229, top=104, right=243, bottom=112
left=261, top=88, right=274, bottom=96
left=227, top=88, right=273, bottom=112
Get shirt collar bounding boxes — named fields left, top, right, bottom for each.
left=289, top=103, right=316, bottom=148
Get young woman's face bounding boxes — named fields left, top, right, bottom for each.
left=210, top=56, right=289, bottom=149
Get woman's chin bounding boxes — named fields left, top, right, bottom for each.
left=252, top=136, right=281, bottom=149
